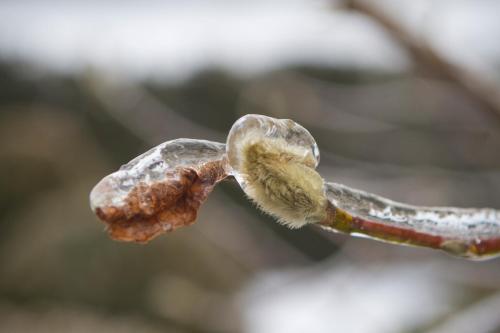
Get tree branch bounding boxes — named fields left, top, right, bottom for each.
left=90, top=114, right=500, bottom=259
left=345, top=0, right=500, bottom=122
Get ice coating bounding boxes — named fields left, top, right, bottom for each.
left=225, top=114, right=327, bottom=228
left=90, top=139, right=226, bottom=210
left=226, top=114, right=320, bottom=188
left=89, top=114, right=500, bottom=259
left=90, top=139, right=228, bottom=242
left=324, top=182, right=500, bottom=259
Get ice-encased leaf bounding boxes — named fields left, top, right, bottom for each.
left=90, top=139, right=228, bottom=243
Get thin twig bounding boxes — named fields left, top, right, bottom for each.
left=89, top=109, right=500, bottom=259
left=322, top=182, right=500, bottom=259
left=81, top=73, right=224, bottom=144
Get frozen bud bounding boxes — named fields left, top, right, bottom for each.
left=226, top=114, right=327, bottom=228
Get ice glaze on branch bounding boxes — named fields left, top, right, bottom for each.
left=90, top=139, right=228, bottom=242
left=322, top=182, right=500, bottom=259
left=90, top=114, right=500, bottom=259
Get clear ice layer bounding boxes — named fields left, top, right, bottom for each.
left=226, top=114, right=320, bottom=188
left=326, top=182, right=500, bottom=241
left=89, top=114, right=500, bottom=256
left=90, top=139, right=226, bottom=211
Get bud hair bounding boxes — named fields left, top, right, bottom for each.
left=239, top=134, right=328, bottom=228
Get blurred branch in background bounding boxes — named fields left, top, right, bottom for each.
left=427, top=291, right=500, bottom=333
left=82, top=73, right=224, bottom=145
left=344, top=0, right=500, bottom=124
left=240, top=72, right=500, bottom=171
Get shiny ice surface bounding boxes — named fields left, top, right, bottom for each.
left=326, top=182, right=500, bottom=240
left=90, top=139, right=226, bottom=211
left=226, top=114, right=320, bottom=188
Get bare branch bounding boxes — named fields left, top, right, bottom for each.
left=345, top=0, right=500, bottom=122
left=90, top=114, right=500, bottom=259
left=322, top=182, right=500, bottom=259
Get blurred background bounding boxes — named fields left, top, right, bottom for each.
left=1, top=0, right=500, bottom=332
